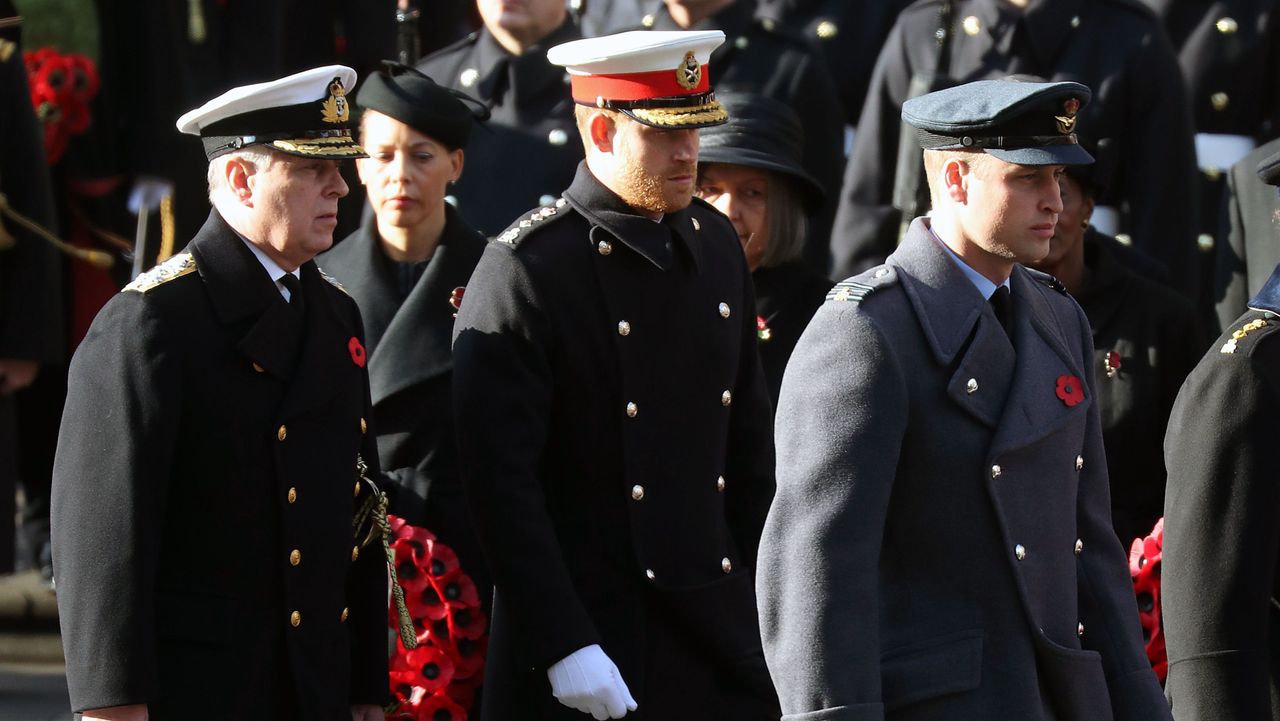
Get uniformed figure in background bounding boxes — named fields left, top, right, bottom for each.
left=759, top=80, right=1171, bottom=721
left=0, top=6, right=63, bottom=575
left=1028, top=161, right=1205, bottom=547
left=640, top=0, right=845, bottom=272
left=319, top=63, right=494, bottom=620
left=693, top=92, right=832, bottom=406
left=453, top=30, right=779, bottom=721
left=1161, top=149, right=1280, bottom=721
left=832, top=0, right=1199, bottom=299
left=51, top=67, right=389, bottom=721
left=1142, top=0, right=1280, bottom=317
left=1215, top=136, right=1280, bottom=328
left=416, top=0, right=584, bottom=236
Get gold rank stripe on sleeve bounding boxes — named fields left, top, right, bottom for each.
left=123, top=253, right=197, bottom=293
left=1220, top=317, right=1274, bottom=354
left=317, top=267, right=352, bottom=297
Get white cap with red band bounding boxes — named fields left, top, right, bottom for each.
left=547, top=30, right=729, bottom=129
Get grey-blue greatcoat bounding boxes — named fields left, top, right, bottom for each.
left=758, top=218, right=1170, bottom=721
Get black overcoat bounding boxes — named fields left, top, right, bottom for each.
left=751, top=261, right=831, bottom=406
left=760, top=218, right=1170, bottom=721
left=452, top=165, right=779, bottom=720
left=51, top=211, right=389, bottom=719
left=416, top=19, right=584, bottom=236
left=832, top=0, right=1199, bottom=294
left=1162, top=266, right=1280, bottom=721
left=319, top=205, right=489, bottom=598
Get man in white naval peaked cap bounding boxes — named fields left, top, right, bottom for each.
left=453, top=29, right=781, bottom=721
left=52, top=65, right=390, bottom=721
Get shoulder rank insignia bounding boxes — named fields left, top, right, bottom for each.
left=827, top=266, right=896, bottom=304
left=1026, top=267, right=1068, bottom=294
left=124, top=253, right=196, bottom=293
left=494, top=197, right=569, bottom=247
left=317, top=266, right=352, bottom=296
left=1220, top=317, right=1273, bottom=354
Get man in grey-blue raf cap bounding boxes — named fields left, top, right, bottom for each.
left=757, top=79, right=1173, bottom=721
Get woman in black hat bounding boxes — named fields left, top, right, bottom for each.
left=1029, top=161, right=1205, bottom=549
left=695, top=92, right=832, bottom=405
left=318, top=62, right=492, bottom=630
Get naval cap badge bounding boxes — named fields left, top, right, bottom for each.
left=321, top=77, right=350, bottom=124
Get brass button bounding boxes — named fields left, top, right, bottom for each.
left=351, top=545, right=359, bottom=562
left=1077, top=621, right=1085, bottom=637
left=721, top=390, right=732, bottom=406
left=1070, top=15, right=1080, bottom=28
left=1115, top=233, right=1133, bottom=246
left=1197, top=233, right=1215, bottom=252
left=341, top=607, right=349, bottom=623
left=641, top=13, right=655, bottom=28
left=631, top=484, right=645, bottom=501
left=1075, top=455, right=1084, bottom=471
left=1211, top=92, right=1230, bottom=112
left=252, top=362, right=265, bottom=373
left=287, top=487, right=297, bottom=504
left=1074, top=539, right=1084, bottom=555
left=1216, top=16, right=1238, bottom=33
left=991, top=464, right=1002, bottom=479
left=459, top=68, right=479, bottom=88
left=645, top=568, right=656, bottom=580
left=962, top=15, right=981, bottom=35
left=353, top=481, right=361, bottom=498
left=360, top=417, right=367, bottom=434
left=277, top=425, right=287, bottom=442
left=547, top=128, right=568, bottom=146
left=290, top=611, right=301, bottom=627
left=816, top=20, right=838, bottom=39
left=1015, top=544, right=1027, bottom=561
left=721, top=557, right=732, bottom=573
left=597, top=240, right=613, bottom=256
left=735, top=36, right=749, bottom=50
left=617, top=320, right=631, bottom=336
left=966, top=378, right=978, bottom=394
left=626, top=402, right=638, bottom=418
left=289, top=549, right=301, bottom=566
left=716, top=475, right=725, bottom=492
left=718, top=302, right=731, bottom=318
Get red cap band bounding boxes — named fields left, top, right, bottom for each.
left=570, top=64, right=710, bottom=104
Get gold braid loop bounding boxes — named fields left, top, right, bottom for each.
left=353, top=455, right=418, bottom=650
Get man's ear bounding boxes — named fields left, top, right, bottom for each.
left=226, top=157, right=255, bottom=206
left=943, top=157, right=969, bottom=204
left=587, top=111, right=616, bottom=154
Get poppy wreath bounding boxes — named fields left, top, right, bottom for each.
left=1128, top=518, right=1167, bottom=683
left=24, top=48, right=100, bottom=165
left=386, top=515, right=488, bottom=721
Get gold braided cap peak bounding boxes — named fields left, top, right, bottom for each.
left=630, top=101, right=728, bottom=127
left=124, top=253, right=196, bottom=293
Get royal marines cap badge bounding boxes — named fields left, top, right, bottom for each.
left=676, top=51, right=701, bottom=91
left=1056, top=97, right=1080, bottom=135
left=320, top=77, right=350, bottom=124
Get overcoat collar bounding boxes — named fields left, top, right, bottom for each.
left=972, top=0, right=1083, bottom=71
left=563, top=163, right=703, bottom=272
left=890, top=218, right=1087, bottom=449
left=650, top=0, right=757, bottom=71
left=1248, top=263, right=1280, bottom=316
left=188, top=210, right=356, bottom=418
left=474, top=18, right=579, bottom=105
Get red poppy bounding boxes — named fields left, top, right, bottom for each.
left=440, top=633, right=487, bottom=681
left=417, top=692, right=467, bottom=721
left=431, top=569, right=480, bottom=609
left=446, top=603, right=488, bottom=641
left=449, top=287, right=465, bottom=312
left=392, top=644, right=455, bottom=694
left=348, top=336, right=367, bottom=367
left=1129, top=518, right=1166, bottom=682
left=425, top=539, right=460, bottom=579
left=1104, top=351, right=1122, bottom=378
left=756, top=315, right=772, bottom=342
left=392, top=534, right=434, bottom=594
left=1055, top=375, right=1084, bottom=407
left=406, top=582, right=450, bottom=624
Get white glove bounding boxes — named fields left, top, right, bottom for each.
left=127, top=176, right=175, bottom=215
left=547, top=644, right=638, bottom=719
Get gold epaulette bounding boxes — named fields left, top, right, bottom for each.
left=123, top=253, right=196, bottom=293
left=317, top=266, right=351, bottom=296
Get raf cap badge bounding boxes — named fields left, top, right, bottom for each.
left=321, top=77, right=350, bottom=124
left=1056, top=97, right=1080, bottom=134
left=676, top=51, right=701, bottom=90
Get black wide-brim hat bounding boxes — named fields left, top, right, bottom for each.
left=697, top=92, right=824, bottom=215
left=356, top=62, right=489, bottom=150
left=177, top=65, right=366, bottom=161
left=903, top=79, right=1094, bottom=166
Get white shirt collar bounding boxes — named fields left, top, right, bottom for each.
left=928, top=224, right=1010, bottom=301
left=238, top=236, right=301, bottom=301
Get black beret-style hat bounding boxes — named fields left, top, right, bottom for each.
left=697, top=92, right=824, bottom=215
left=355, top=62, right=489, bottom=151
left=902, top=79, right=1095, bottom=166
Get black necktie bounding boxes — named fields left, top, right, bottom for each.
left=279, top=273, right=305, bottom=317
left=989, top=285, right=1013, bottom=338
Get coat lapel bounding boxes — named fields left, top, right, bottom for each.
left=187, top=211, right=304, bottom=380
left=988, top=266, right=1088, bottom=456
left=277, top=261, right=357, bottom=421
left=369, top=211, right=486, bottom=405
